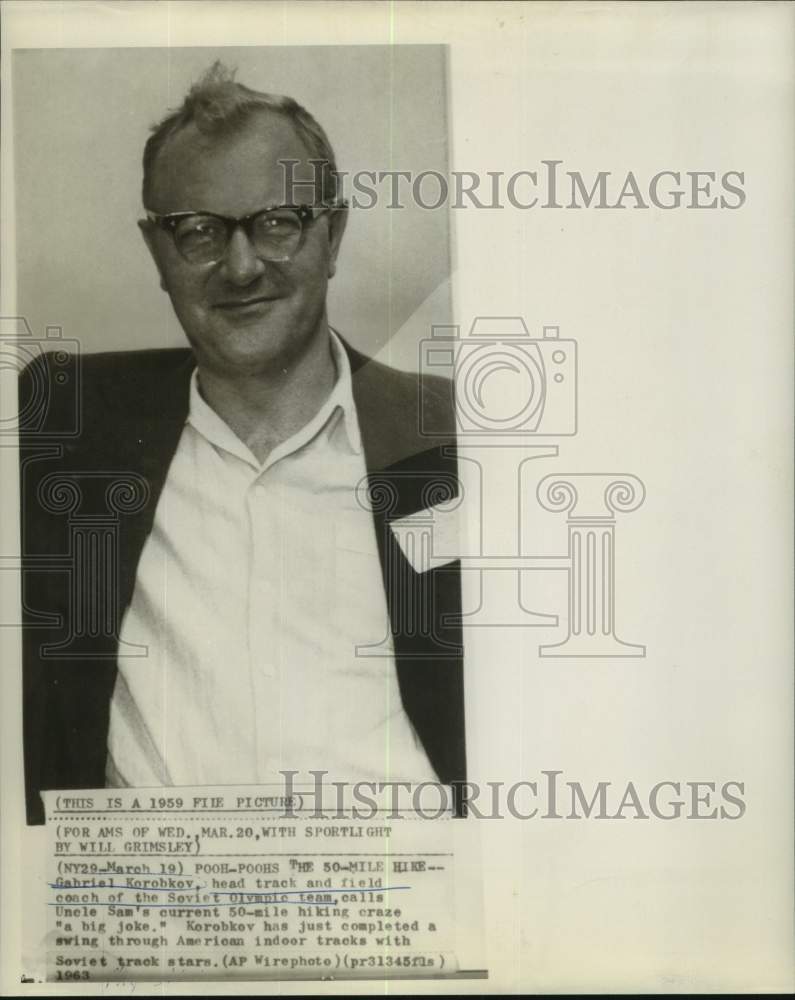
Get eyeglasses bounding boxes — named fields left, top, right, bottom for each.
left=145, top=203, right=333, bottom=265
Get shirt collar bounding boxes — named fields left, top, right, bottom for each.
left=187, top=328, right=362, bottom=469
left=327, top=327, right=363, bottom=455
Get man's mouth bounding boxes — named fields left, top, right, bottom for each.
left=214, top=295, right=278, bottom=313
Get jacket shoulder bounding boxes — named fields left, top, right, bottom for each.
left=345, top=342, right=455, bottom=437
left=344, top=341, right=456, bottom=474
left=18, top=347, right=193, bottom=436
left=21, top=345, right=191, bottom=372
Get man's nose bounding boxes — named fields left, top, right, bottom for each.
left=220, top=225, right=267, bottom=285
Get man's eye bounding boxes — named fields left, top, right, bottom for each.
left=176, top=217, right=225, bottom=243
left=254, top=212, right=301, bottom=238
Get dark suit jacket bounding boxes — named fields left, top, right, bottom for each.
left=19, top=338, right=465, bottom=824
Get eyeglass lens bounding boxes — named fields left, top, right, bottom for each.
left=173, top=208, right=304, bottom=263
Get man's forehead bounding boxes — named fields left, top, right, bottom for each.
left=147, top=112, right=315, bottom=212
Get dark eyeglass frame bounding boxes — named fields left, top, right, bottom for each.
left=144, top=203, right=334, bottom=264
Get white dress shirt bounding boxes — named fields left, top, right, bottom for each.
left=106, top=331, right=437, bottom=787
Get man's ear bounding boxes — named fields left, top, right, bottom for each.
left=326, top=204, right=348, bottom=279
left=138, top=219, right=168, bottom=292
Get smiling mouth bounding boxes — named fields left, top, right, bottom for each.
left=215, top=296, right=277, bottom=311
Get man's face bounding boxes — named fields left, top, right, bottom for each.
left=141, top=113, right=345, bottom=377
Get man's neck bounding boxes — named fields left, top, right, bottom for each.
left=196, top=328, right=337, bottom=465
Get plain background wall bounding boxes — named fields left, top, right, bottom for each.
left=12, top=45, right=451, bottom=367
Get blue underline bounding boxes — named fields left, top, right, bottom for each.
left=48, top=898, right=405, bottom=909
left=50, top=883, right=409, bottom=896
left=92, top=871, right=194, bottom=879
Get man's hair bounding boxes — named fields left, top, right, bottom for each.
left=142, top=61, right=340, bottom=207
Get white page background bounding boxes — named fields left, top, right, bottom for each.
left=1, top=1, right=792, bottom=994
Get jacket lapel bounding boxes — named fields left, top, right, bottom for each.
left=109, top=350, right=194, bottom=617
left=346, top=342, right=466, bottom=794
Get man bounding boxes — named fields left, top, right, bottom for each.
left=19, top=64, right=465, bottom=824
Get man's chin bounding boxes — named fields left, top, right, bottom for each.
left=198, top=323, right=312, bottom=377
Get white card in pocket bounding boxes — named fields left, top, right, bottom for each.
left=389, top=505, right=460, bottom=573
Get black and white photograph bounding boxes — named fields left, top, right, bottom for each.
left=15, top=44, right=465, bottom=825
